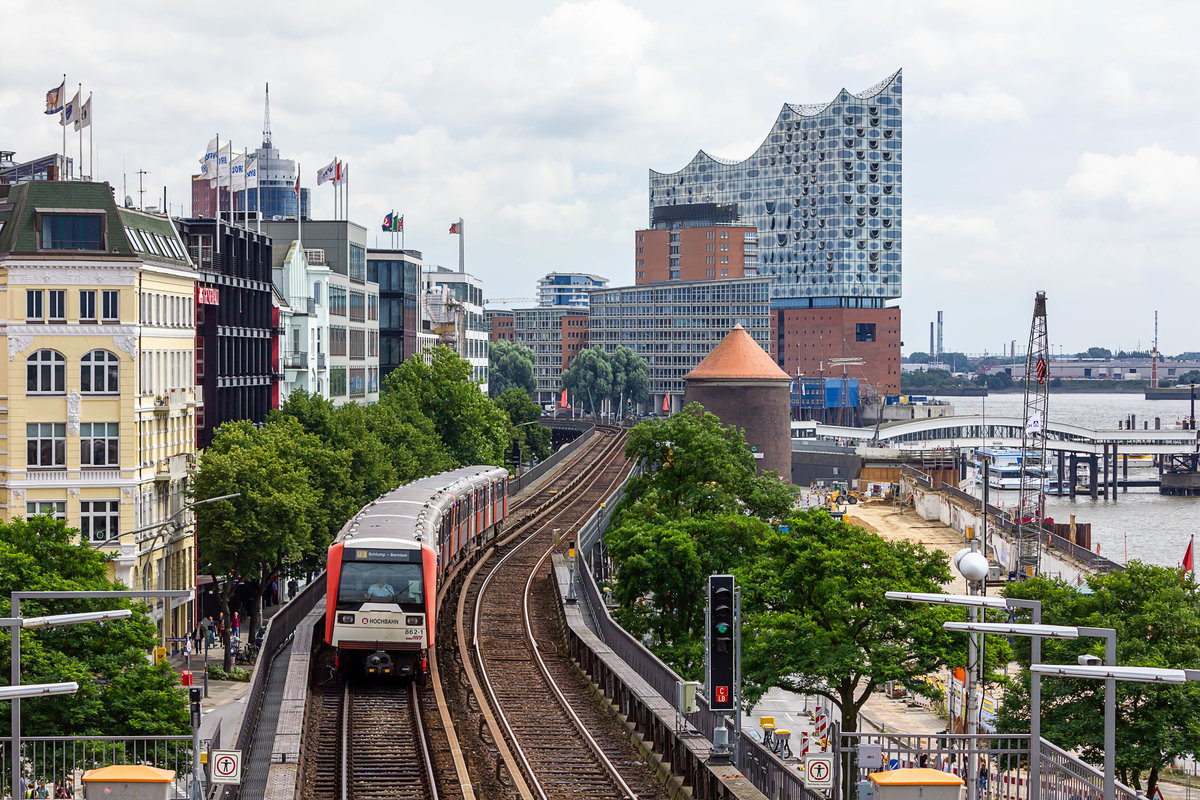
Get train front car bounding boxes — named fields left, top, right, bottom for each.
left=325, top=537, right=436, bottom=678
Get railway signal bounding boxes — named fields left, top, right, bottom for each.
left=706, top=574, right=742, bottom=763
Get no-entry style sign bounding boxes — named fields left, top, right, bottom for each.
left=211, top=750, right=242, bottom=784
left=806, top=754, right=834, bottom=788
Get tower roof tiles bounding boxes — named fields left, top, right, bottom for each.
left=685, top=324, right=791, bottom=382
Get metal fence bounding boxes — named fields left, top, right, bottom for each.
left=576, top=484, right=818, bottom=800
left=1039, top=738, right=1139, bottom=800
left=508, top=419, right=597, bottom=495
left=0, top=735, right=210, bottom=799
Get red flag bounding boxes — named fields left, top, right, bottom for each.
left=294, top=173, right=300, bottom=196
left=662, top=395, right=669, bottom=412
left=449, top=222, right=460, bottom=234
left=560, top=389, right=567, bottom=406
left=1185, top=537, right=1194, bottom=573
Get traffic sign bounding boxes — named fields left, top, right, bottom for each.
left=211, top=750, right=242, bottom=784
left=806, top=754, right=834, bottom=788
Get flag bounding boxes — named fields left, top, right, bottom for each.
left=1184, top=537, right=1194, bottom=573
left=200, top=138, right=218, bottom=181
left=449, top=221, right=461, bottom=234
left=317, top=158, right=338, bottom=185
left=561, top=389, right=567, bottom=406
left=394, top=212, right=403, bottom=231
left=1024, top=410, right=1043, bottom=437
left=73, top=94, right=92, bottom=131
left=334, top=161, right=348, bottom=186
left=211, top=143, right=232, bottom=187
left=382, top=212, right=394, bottom=232
left=45, top=80, right=65, bottom=115
left=244, top=155, right=259, bottom=189
left=662, top=395, right=669, bottom=412
left=294, top=172, right=300, bottom=196
left=60, top=90, right=81, bottom=128
left=231, top=154, right=246, bottom=191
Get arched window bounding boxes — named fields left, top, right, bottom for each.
left=81, top=349, right=120, bottom=394
left=26, top=350, right=65, bottom=394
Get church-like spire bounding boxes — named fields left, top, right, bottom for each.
left=263, top=82, right=272, bottom=148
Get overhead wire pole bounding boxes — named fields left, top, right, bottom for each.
left=1016, top=291, right=1050, bottom=577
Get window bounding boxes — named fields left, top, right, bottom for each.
left=80, top=500, right=120, bottom=543
left=102, top=290, right=119, bottom=321
left=26, top=423, right=66, bottom=468
left=27, top=350, right=65, bottom=394
left=41, top=214, right=104, bottom=250
left=350, top=329, right=365, bottom=360
left=855, top=323, right=876, bottom=342
left=329, top=286, right=347, bottom=317
left=26, top=501, right=65, bottom=519
left=46, top=290, right=66, bottom=322
left=26, top=290, right=43, bottom=321
left=367, top=294, right=378, bottom=321
left=81, top=422, right=119, bottom=467
left=330, top=367, right=347, bottom=396
left=349, top=244, right=366, bottom=282
left=349, top=291, right=365, bottom=322
left=81, top=349, right=120, bottom=394
left=80, top=290, right=97, bottom=321
left=330, top=326, right=347, bottom=356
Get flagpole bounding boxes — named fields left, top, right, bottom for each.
left=215, top=133, right=221, bottom=256
left=345, top=162, right=349, bottom=222
left=61, top=74, right=67, bottom=178
left=458, top=217, right=465, bottom=273
left=88, top=93, right=94, bottom=181
left=76, top=83, right=84, bottom=180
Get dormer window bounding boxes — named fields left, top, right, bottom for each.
left=40, top=213, right=104, bottom=251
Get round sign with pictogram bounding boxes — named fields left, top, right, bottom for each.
left=806, top=754, right=834, bottom=788
left=212, top=750, right=242, bottom=784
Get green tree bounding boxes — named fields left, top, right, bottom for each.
left=740, top=513, right=958, bottom=734
left=193, top=420, right=317, bottom=667
left=366, top=390, right=454, bottom=482
left=383, top=346, right=512, bottom=466
left=495, top=386, right=552, bottom=463
left=619, top=403, right=793, bottom=520
left=488, top=340, right=537, bottom=398
left=561, top=346, right=613, bottom=415
left=0, top=515, right=187, bottom=738
left=610, top=346, right=650, bottom=418
left=906, top=352, right=931, bottom=364
left=1177, top=370, right=1200, bottom=385
left=1076, top=347, right=1113, bottom=359
left=1000, top=564, right=1200, bottom=796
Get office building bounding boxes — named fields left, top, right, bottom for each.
left=0, top=150, right=74, bottom=184
left=425, top=267, right=487, bottom=392
left=587, top=277, right=773, bottom=413
left=0, top=180, right=199, bottom=637
left=635, top=203, right=757, bottom=284
left=649, top=71, right=902, bottom=394
left=487, top=310, right=514, bottom=343
left=775, top=306, right=901, bottom=394
left=263, top=219, right=380, bottom=404
left=367, top=249, right=422, bottom=381
left=514, top=306, right=576, bottom=407
left=536, top=272, right=608, bottom=309
left=173, top=218, right=275, bottom=447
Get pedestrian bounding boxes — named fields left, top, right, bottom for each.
left=233, top=612, right=240, bottom=642
left=978, top=763, right=988, bottom=795
left=288, top=579, right=298, bottom=600
left=205, top=616, right=216, bottom=647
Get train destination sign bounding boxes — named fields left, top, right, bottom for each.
left=348, top=548, right=420, bottom=562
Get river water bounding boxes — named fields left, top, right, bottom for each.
left=932, top=392, right=1198, bottom=569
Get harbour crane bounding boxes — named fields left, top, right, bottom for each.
left=1015, top=291, right=1050, bottom=577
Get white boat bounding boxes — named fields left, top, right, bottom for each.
left=971, top=448, right=1057, bottom=491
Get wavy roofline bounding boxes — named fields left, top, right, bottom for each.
left=650, top=69, right=901, bottom=178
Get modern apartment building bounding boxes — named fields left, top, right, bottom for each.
left=514, top=306, right=575, bottom=407
left=587, top=277, right=773, bottom=413
left=536, top=272, right=608, bottom=309
left=424, top=267, right=487, bottom=393
left=263, top=219, right=380, bottom=404
left=634, top=203, right=757, bottom=284
left=274, top=241, right=332, bottom=399
left=173, top=218, right=276, bottom=446
left=648, top=71, right=902, bottom=394
left=367, top=248, right=421, bottom=382
left=0, top=180, right=199, bottom=638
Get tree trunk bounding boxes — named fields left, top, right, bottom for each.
left=1147, top=766, right=1159, bottom=799
left=218, top=582, right=234, bottom=672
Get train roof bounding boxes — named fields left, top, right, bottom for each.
left=333, top=465, right=508, bottom=548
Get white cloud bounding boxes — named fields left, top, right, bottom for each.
left=910, top=82, right=1029, bottom=123
left=908, top=213, right=997, bottom=240
left=1066, top=145, right=1200, bottom=213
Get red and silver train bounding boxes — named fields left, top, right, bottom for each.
left=324, top=466, right=509, bottom=677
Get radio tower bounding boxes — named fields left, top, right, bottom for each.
left=1016, top=291, right=1050, bottom=577
left=1151, top=311, right=1159, bottom=389
left=262, top=83, right=272, bottom=148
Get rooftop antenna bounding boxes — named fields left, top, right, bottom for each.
left=263, top=82, right=272, bottom=148
left=136, top=169, right=149, bottom=211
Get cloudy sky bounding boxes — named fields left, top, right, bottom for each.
left=4, top=1, right=1198, bottom=355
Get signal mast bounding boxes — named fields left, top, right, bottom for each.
left=1015, top=291, right=1050, bottom=578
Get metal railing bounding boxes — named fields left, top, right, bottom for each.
left=283, top=351, right=307, bottom=369
left=508, top=419, right=596, bottom=495
left=0, top=734, right=211, bottom=799
left=1038, top=738, right=1139, bottom=800
left=219, top=573, right=326, bottom=800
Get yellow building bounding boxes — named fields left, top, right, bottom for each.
left=0, top=180, right=198, bottom=639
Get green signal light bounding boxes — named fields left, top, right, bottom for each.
left=716, top=623, right=730, bottom=634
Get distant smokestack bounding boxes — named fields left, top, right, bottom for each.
left=937, top=311, right=944, bottom=361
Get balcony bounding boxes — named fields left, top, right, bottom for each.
left=151, top=389, right=191, bottom=415
left=284, top=351, right=308, bottom=370
left=154, top=454, right=188, bottom=483
left=316, top=353, right=327, bottom=369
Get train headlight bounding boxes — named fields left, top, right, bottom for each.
left=406, top=616, right=423, bottom=626
left=337, top=613, right=355, bottom=624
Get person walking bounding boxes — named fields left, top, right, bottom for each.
left=233, top=612, right=240, bottom=642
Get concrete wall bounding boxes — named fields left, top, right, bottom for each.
left=791, top=449, right=863, bottom=486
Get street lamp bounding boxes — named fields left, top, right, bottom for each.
left=946, top=621, right=1117, bottom=800
left=10, top=592, right=188, bottom=799
left=0, top=683, right=79, bottom=700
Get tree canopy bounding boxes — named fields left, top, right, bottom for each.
left=495, top=386, right=552, bottom=463
left=488, top=340, right=537, bottom=398
left=562, top=346, right=612, bottom=415
left=0, top=515, right=187, bottom=737
left=999, top=564, right=1200, bottom=796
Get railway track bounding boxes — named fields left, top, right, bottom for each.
left=305, top=678, right=438, bottom=800
left=453, top=426, right=670, bottom=800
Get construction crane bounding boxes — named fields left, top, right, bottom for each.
left=484, top=297, right=535, bottom=307
left=1015, top=291, right=1050, bottom=578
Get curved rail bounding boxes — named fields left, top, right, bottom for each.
left=464, top=427, right=654, bottom=799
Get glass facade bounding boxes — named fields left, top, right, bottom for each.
left=586, top=277, right=773, bottom=397
left=536, top=272, right=608, bottom=309
left=648, top=70, right=901, bottom=306
left=368, top=252, right=421, bottom=381
left=237, top=144, right=311, bottom=220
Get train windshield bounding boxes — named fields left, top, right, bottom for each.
left=337, top=561, right=424, bottom=612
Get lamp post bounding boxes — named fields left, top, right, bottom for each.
left=10, top=591, right=189, bottom=799
left=946, top=621, right=1116, bottom=800
left=3, top=609, right=133, bottom=796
